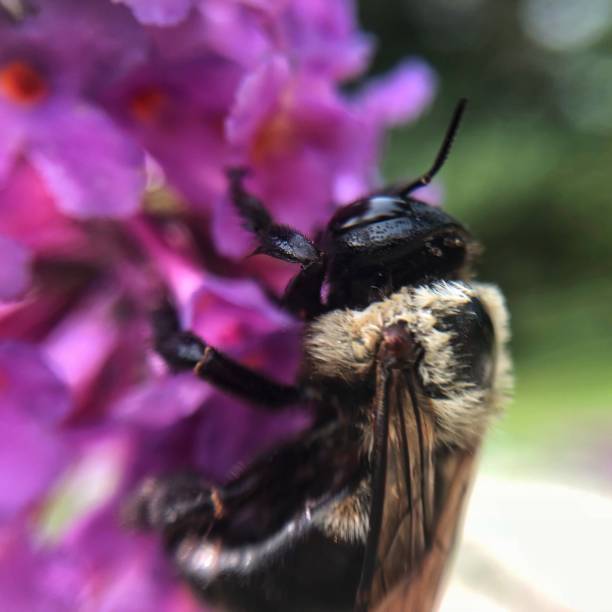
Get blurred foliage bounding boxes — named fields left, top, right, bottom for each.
left=359, top=0, right=612, bottom=456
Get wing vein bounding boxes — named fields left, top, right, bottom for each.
left=354, top=363, right=392, bottom=612
left=406, top=371, right=434, bottom=542
left=395, top=375, right=414, bottom=517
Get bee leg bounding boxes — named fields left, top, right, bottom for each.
left=153, top=300, right=301, bottom=409
left=128, top=421, right=362, bottom=552
left=226, top=168, right=326, bottom=319
left=126, top=473, right=218, bottom=538
left=165, top=422, right=363, bottom=579
left=227, top=168, right=322, bottom=267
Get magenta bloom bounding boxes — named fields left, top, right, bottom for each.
left=120, top=0, right=371, bottom=80
left=0, top=0, right=436, bottom=608
left=0, top=0, right=147, bottom=217
left=216, top=55, right=434, bottom=257
left=0, top=234, right=31, bottom=300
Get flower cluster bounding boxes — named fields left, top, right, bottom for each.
left=0, top=0, right=435, bottom=608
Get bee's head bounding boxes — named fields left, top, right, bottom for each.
left=323, top=100, right=477, bottom=309
left=323, top=194, right=476, bottom=307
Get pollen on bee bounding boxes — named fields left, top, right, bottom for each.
left=0, top=60, right=48, bottom=105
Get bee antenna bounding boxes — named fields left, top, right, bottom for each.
left=399, top=98, right=468, bottom=197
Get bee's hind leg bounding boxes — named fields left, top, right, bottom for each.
left=127, top=420, right=363, bottom=547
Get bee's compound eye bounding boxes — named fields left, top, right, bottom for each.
left=329, top=197, right=407, bottom=233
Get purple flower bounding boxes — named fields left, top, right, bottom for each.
left=110, top=54, right=242, bottom=209
left=118, top=0, right=197, bottom=27
left=0, top=159, right=309, bottom=605
left=0, top=340, right=72, bottom=521
left=0, top=514, right=201, bottom=611
left=216, top=55, right=436, bottom=257
left=0, top=234, right=31, bottom=300
left=0, top=158, right=84, bottom=257
left=0, top=0, right=437, bottom=608
left=109, top=232, right=308, bottom=478
left=106, top=0, right=434, bottom=258
left=274, top=0, right=373, bottom=79
left=120, top=0, right=371, bottom=79
left=0, top=0, right=147, bottom=217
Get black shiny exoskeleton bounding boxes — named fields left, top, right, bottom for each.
left=131, top=100, right=502, bottom=612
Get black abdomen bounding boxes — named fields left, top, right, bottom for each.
left=199, top=529, right=364, bottom=612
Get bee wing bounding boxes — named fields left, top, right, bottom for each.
left=374, top=447, right=477, bottom=612
left=360, top=367, right=478, bottom=611
left=366, top=369, right=436, bottom=608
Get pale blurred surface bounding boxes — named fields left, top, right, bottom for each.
left=442, top=473, right=612, bottom=611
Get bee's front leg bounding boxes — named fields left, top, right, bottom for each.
left=152, top=300, right=301, bottom=409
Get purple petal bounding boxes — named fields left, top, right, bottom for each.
left=413, top=182, right=444, bottom=207
left=110, top=57, right=241, bottom=207
left=0, top=526, right=82, bottom=610
left=195, top=0, right=272, bottom=66
left=30, top=102, right=145, bottom=218
left=0, top=410, right=68, bottom=520
left=0, top=341, right=72, bottom=517
left=247, top=147, right=339, bottom=230
left=186, top=276, right=296, bottom=352
left=134, top=114, right=228, bottom=209
left=193, top=394, right=311, bottom=482
left=60, top=508, right=199, bottom=610
left=42, top=292, right=120, bottom=396
left=0, top=340, right=72, bottom=424
left=118, top=0, right=195, bottom=26
left=0, top=234, right=31, bottom=301
left=222, top=71, right=390, bottom=245
left=0, top=515, right=199, bottom=611
left=353, top=59, right=437, bottom=126
left=280, top=0, right=373, bottom=79
left=112, top=373, right=210, bottom=429
left=0, top=0, right=148, bottom=93
left=0, top=159, right=86, bottom=255
left=225, top=55, right=290, bottom=148
left=0, top=108, right=22, bottom=184
left=211, top=193, right=254, bottom=258
left=246, top=328, right=302, bottom=384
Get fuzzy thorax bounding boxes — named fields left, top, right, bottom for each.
left=304, top=281, right=512, bottom=449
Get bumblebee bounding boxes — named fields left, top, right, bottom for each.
left=130, top=100, right=512, bottom=612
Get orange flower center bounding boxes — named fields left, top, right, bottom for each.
left=251, top=112, right=296, bottom=162
left=0, top=60, right=48, bottom=105
left=129, top=86, right=167, bottom=122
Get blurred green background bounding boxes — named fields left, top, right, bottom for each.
left=358, top=1, right=612, bottom=609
